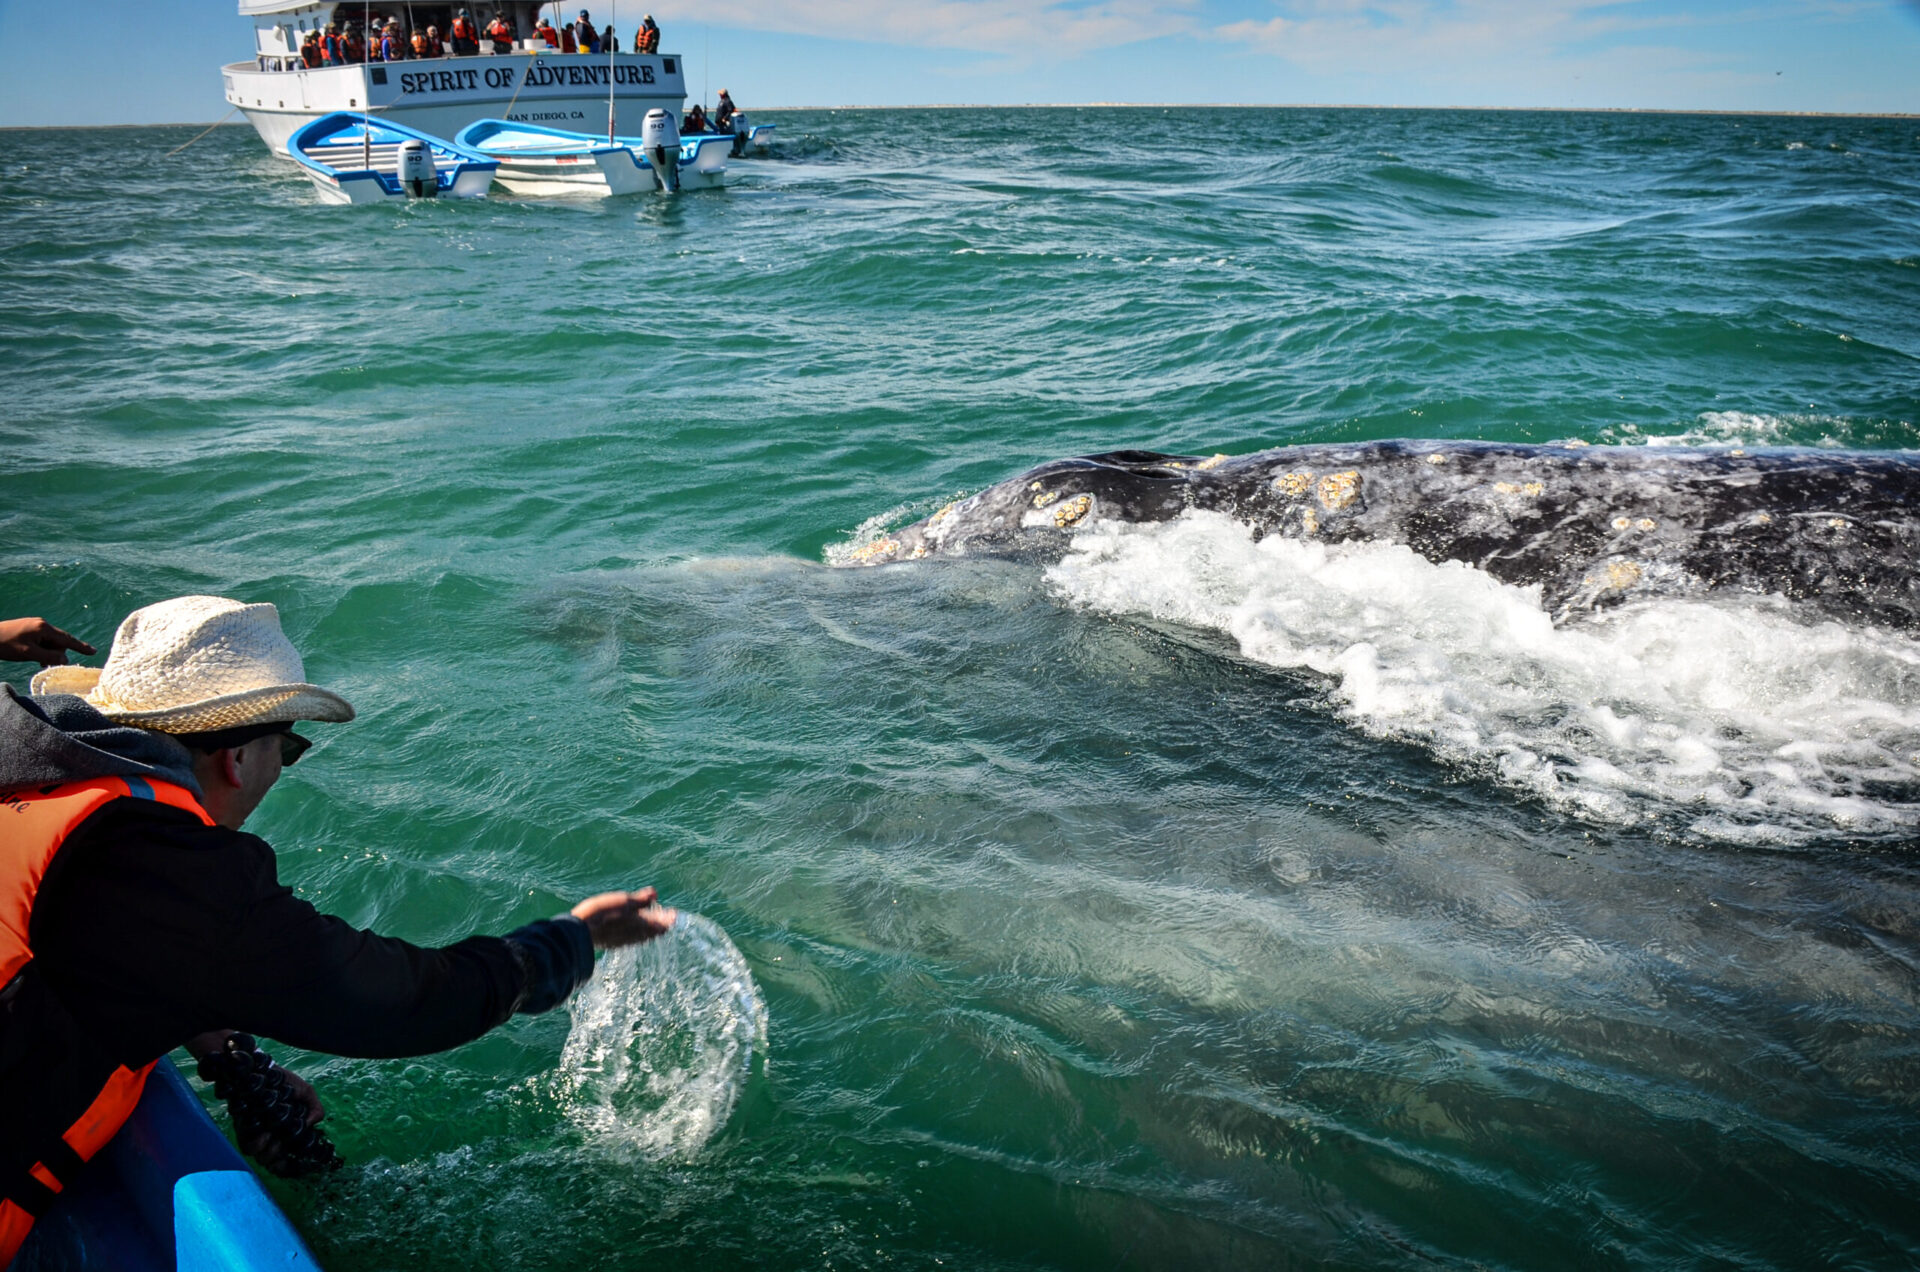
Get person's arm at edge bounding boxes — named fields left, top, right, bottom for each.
left=200, top=834, right=676, bottom=1058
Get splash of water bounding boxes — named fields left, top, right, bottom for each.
left=558, top=912, right=767, bottom=1158
left=1047, top=510, right=1920, bottom=844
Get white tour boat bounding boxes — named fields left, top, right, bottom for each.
left=226, top=2, right=692, bottom=157
left=288, top=112, right=498, bottom=202
left=456, top=116, right=733, bottom=194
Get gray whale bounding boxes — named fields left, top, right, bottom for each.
left=840, top=441, right=1920, bottom=631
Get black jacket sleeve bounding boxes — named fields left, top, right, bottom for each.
left=30, top=798, right=597, bottom=1065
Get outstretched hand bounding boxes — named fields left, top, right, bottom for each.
left=571, top=887, right=678, bottom=950
left=0, top=617, right=95, bottom=665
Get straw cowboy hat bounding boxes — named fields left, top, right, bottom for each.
left=31, top=595, right=354, bottom=733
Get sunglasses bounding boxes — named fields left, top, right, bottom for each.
left=279, top=730, right=313, bottom=767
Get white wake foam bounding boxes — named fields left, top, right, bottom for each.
left=1047, top=511, right=1920, bottom=844
left=558, top=913, right=767, bottom=1157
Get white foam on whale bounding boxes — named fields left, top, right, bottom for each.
left=1047, top=510, right=1920, bottom=844
left=557, top=912, right=766, bottom=1158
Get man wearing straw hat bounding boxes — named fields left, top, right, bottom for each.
left=0, top=595, right=675, bottom=1262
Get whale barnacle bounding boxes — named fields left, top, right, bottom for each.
left=1611, top=516, right=1632, bottom=531
left=1426, top=453, right=1448, bottom=465
left=1028, top=481, right=1043, bottom=492
left=908, top=542, right=929, bottom=560
left=1032, top=489, right=1061, bottom=508
left=1301, top=507, right=1320, bottom=535
left=1273, top=471, right=1313, bottom=498
left=848, top=537, right=901, bottom=564
left=929, top=502, right=958, bottom=527
left=1584, top=560, right=1644, bottom=591
left=1493, top=481, right=1545, bottom=498
left=1195, top=454, right=1229, bottom=471
left=1828, top=518, right=1849, bottom=530
left=1635, top=518, right=1657, bottom=531
left=1316, top=470, right=1362, bottom=512
left=1054, top=494, right=1093, bottom=528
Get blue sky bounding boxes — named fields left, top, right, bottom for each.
left=2, top=0, right=1917, bottom=124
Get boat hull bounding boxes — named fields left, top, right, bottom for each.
left=12, top=1057, right=319, bottom=1272
left=226, top=54, right=688, bottom=159
left=300, top=164, right=496, bottom=203
left=487, top=149, right=653, bottom=196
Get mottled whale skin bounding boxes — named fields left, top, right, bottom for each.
left=843, top=440, right=1920, bottom=631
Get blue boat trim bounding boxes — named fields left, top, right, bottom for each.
left=456, top=116, right=738, bottom=172
left=454, top=117, right=629, bottom=158
left=13, top=1056, right=322, bottom=1271
left=175, top=1172, right=322, bottom=1270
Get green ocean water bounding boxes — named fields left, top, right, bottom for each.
left=4, top=106, right=1920, bottom=1269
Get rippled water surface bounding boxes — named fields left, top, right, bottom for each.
left=4, top=107, right=1920, bottom=1270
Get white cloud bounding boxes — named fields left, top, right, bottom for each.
left=1211, top=0, right=1883, bottom=73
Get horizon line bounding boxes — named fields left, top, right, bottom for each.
left=5, top=102, right=1916, bottom=130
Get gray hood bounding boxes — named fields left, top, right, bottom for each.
left=0, top=684, right=203, bottom=797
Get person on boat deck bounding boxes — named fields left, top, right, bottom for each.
left=321, top=22, right=344, bottom=64
left=341, top=24, right=367, bottom=63
left=572, top=11, right=599, bottom=53
left=602, top=24, right=618, bottom=52
left=535, top=14, right=560, bottom=47
left=683, top=103, right=710, bottom=133
left=379, top=22, right=405, bottom=61
left=714, top=89, right=736, bottom=130
left=411, top=25, right=432, bottom=57
left=487, top=11, right=517, bottom=53
left=449, top=7, right=480, bottom=55
left=0, top=595, right=677, bottom=1266
left=637, top=14, right=659, bottom=53
left=300, top=29, right=323, bottom=68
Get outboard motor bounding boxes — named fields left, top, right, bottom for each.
left=396, top=138, right=437, bottom=198
left=729, top=111, right=750, bottom=158
left=641, top=108, right=680, bottom=193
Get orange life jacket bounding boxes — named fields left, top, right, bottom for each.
left=0, top=776, right=217, bottom=1265
left=451, top=16, right=476, bottom=40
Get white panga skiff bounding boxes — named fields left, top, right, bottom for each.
left=287, top=112, right=497, bottom=203
left=456, top=117, right=733, bottom=195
